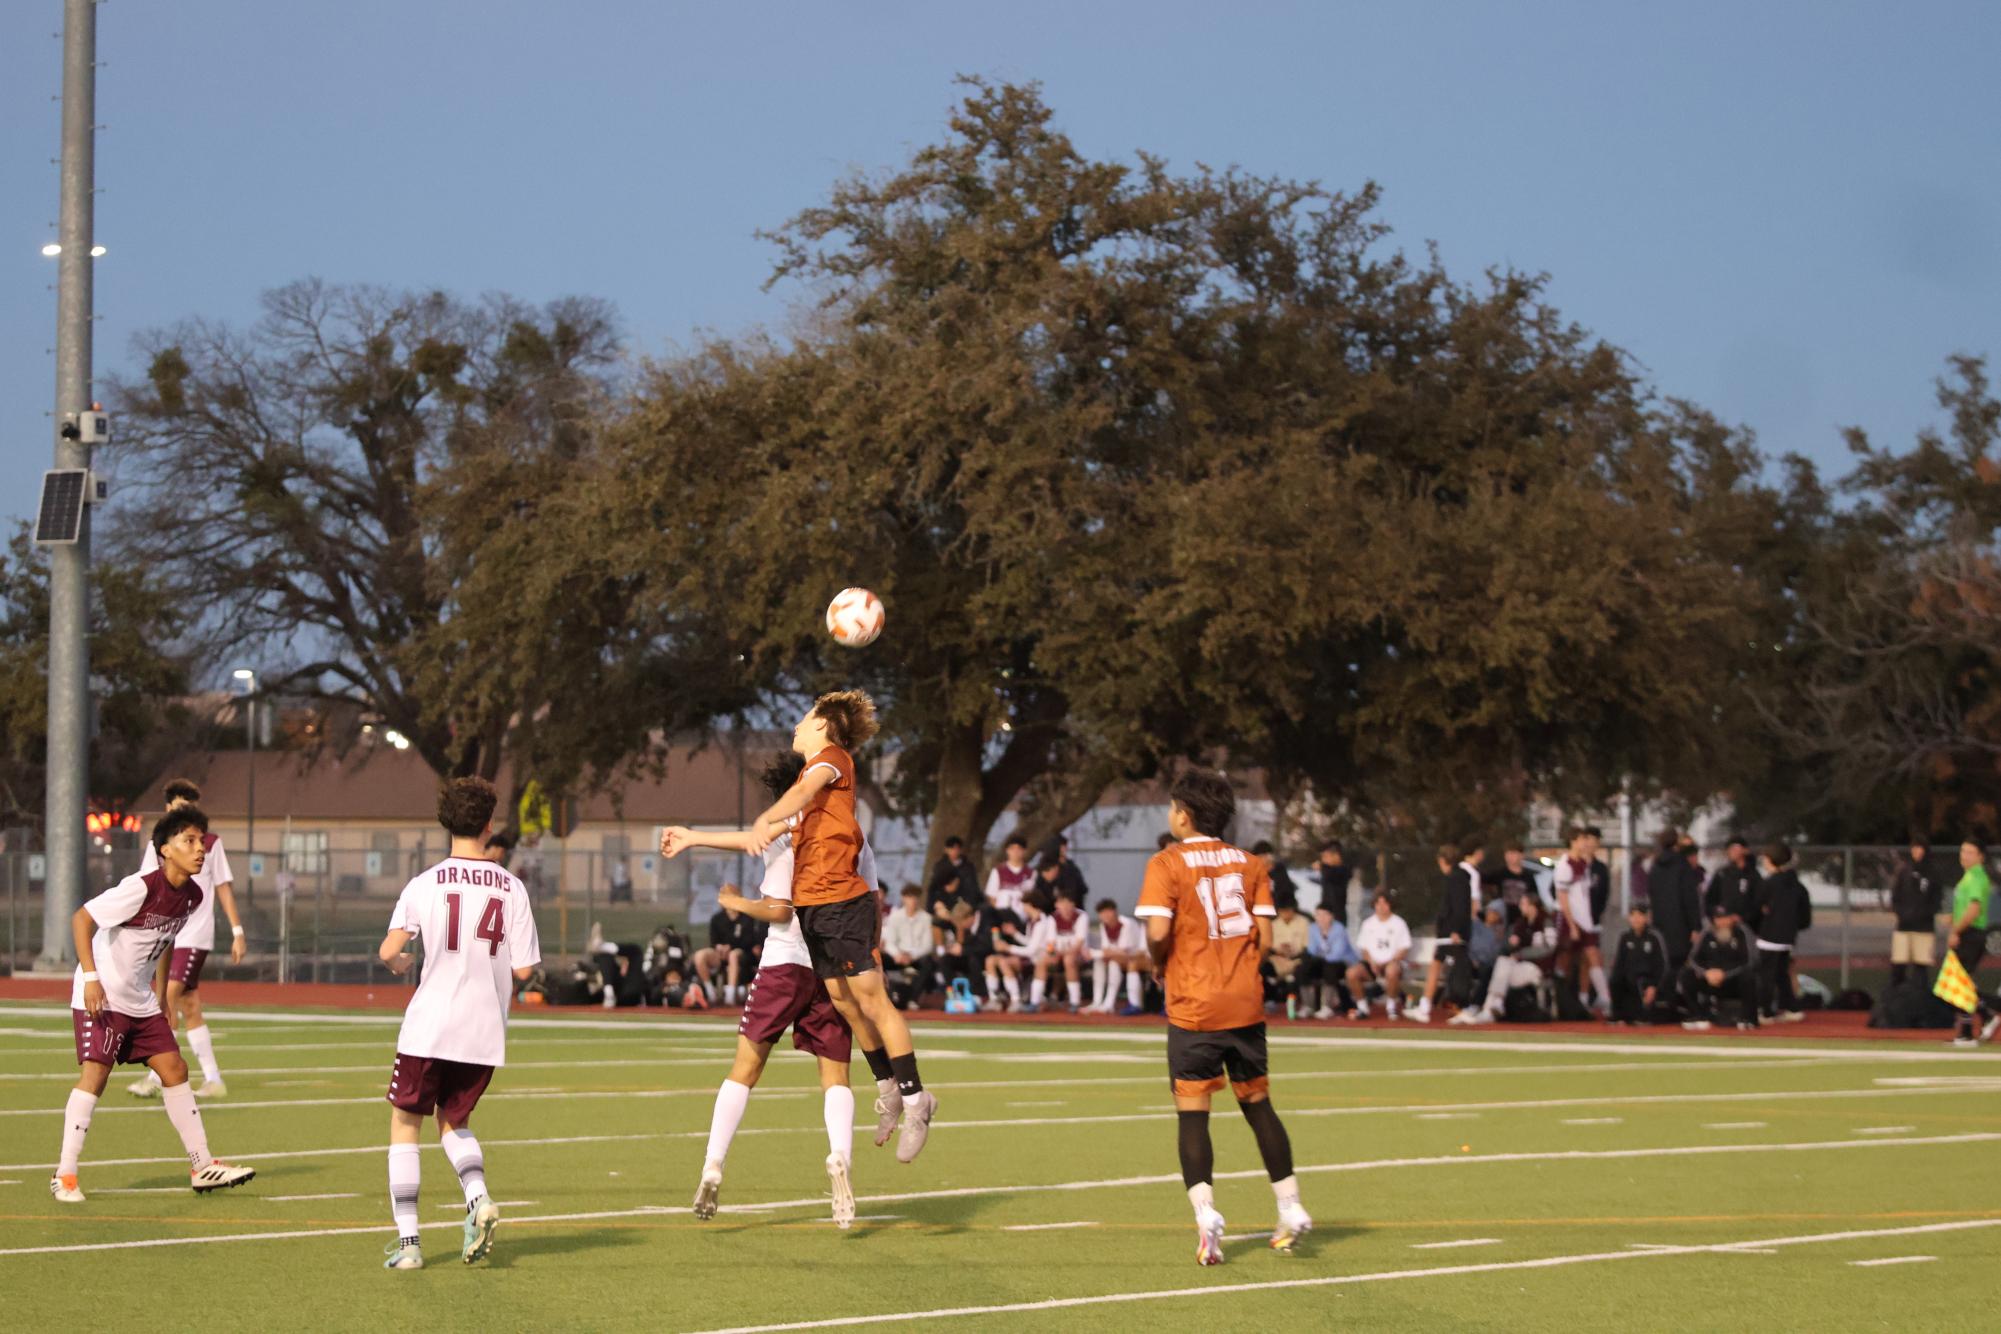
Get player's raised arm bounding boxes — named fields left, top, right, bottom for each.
left=660, top=825, right=762, bottom=859
left=753, top=765, right=838, bottom=844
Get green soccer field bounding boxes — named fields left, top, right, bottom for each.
left=1, top=1002, right=1992, bottom=1332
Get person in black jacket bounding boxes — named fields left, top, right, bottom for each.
left=1253, top=840, right=1299, bottom=912
left=1315, top=841, right=1352, bottom=926
left=1751, top=843, right=1811, bottom=1021
left=1647, top=832, right=1704, bottom=971
left=1609, top=903, right=1671, bottom=1024
left=1706, top=837, right=1762, bottom=932
left=1887, top=842, right=1941, bottom=985
left=694, top=899, right=766, bottom=1006
left=925, top=836, right=983, bottom=925
left=1412, top=842, right=1482, bottom=1023
left=1489, top=844, right=1543, bottom=924
left=1680, top=915, right=1757, bottom=1029
left=1584, top=826, right=1612, bottom=932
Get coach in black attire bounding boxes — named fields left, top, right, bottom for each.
left=1315, top=842, right=1352, bottom=925
left=1750, top=844, right=1811, bottom=1018
left=1609, top=903, right=1671, bottom=1024
left=1887, top=844, right=1941, bottom=986
left=1647, top=834, right=1704, bottom=970
left=1706, top=838, right=1762, bottom=931
left=1680, top=916, right=1757, bottom=1028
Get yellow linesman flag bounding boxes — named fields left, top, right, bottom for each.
left=1934, top=950, right=1980, bottom=1013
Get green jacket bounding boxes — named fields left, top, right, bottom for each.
left=1952, top=863, right=1991, bottom=932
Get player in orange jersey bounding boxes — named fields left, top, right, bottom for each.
left=665, top=689, right=936, bottom=1162
left=1140, top=770, right=1311, bottom=1265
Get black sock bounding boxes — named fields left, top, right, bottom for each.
left=889, top=1051, right=923, bottom=1097
left=1239, top=1098, right=1295, bottom=1182
left=862, top=1047, right=895, bottom=1083
left=1890, top=964, right=1907, bottom=986
left=1176, top=1109, right=1214, bottom=1190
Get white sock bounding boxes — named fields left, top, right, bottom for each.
left=388, top=1142, right=421, bottom=1240
left=1271, top=1172, right=1300, bottom=1210
left=1126, top=969, right=1144, bottom=1007
left=823, top=1085, right=854, bottom=1159
left=1002, top=974, right=1021, bottom=1003
left=1064, top=979, right=1081, bottom=1007
left=160, top=1081, right=211, bottom=1170
left=1589, top=966, right=1610, bottom=1005
left=58, top=1088, right=97, bottom=1176
left=704, top=1079, right=752, bottom=1167
left=440, top=1128, right=486, bottom=1205
left=1092, top=959, right=1108, bottom=1005
left=1030, top=977, right=1047, bottom=1006
left=186, top=1024, right=221, bottom=1084
left=1187, top=1181, right=1215, bottom=1217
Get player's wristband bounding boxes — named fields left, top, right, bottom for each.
left=80, top=971, right=99, bottom=982
left=232, top=925, right=245, bottom=937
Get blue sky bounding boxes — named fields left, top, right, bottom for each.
left=3, top=1, right=1996, bottom=525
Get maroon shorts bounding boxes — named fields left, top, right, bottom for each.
left=386, top=1053, right=494, bottom=1125
left=1558, top=918, right=1601, bottom=951
left=738, top=963, right=852, bottom=1063
left=168, top=948, right=210, bottom=989
left=73, top=1008, right=179, bottom=1068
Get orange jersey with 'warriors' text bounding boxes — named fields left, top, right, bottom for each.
left=1136, top=835, right=1276, bottom=1031
left=791, top=745, right=869, bottom=908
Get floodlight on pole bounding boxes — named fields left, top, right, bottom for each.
left=41, top=243, right=61, bottom=257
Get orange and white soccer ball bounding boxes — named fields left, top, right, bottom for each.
left=826, top=587, right=885, bottom=648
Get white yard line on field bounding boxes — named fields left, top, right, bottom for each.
left=1410, top=1238, right=1502, bottom=1249
left=1853, top=1126, right=1916, bottom=1135
left=2, top=1131, right=1995, bottom=1258
left=1848, top=1255, right=1935, bottom=1266
left=266, top=1193, right=360, bottom=1202
left=1001, top=1221, right=1099, bottom=1232
left=682, top=1218, right=2001, bottom=1333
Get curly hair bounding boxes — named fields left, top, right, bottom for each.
left=437, top=777, right=499, bottom=839
left=813, top=689, right=879, bottom=750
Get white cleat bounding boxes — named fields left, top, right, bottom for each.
left=49, top=1173, right=85, bottom=1204
left=1271, top=1203, right=1314, bottom=1255
left=895, top=1090, right=937, bottom=1164
left=1195, top=1207, right=1227, bottom=1266
left=194, top=1080, right=227, bottom=1099
left=382, top=1240, right=424, bottom=1270
left=693, top=1161, right=723, bottom=1220
left=1981, top=1013, right=2000, bottom=1043
left=872, top=1087, right=904, bottom=1148
left=191, top=1160, right=255, bottom=1194
left=127, top=1075, right=161, bottom=1099
left=826, top=1153, right=855, bottom=1230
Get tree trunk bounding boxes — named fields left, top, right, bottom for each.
left=923, top=723, right=989, bottom=877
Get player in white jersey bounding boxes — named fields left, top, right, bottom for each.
left=1023, top=891, right=1092, bottom=1011
left=1087, top=898, right=1150, bottom=1014
left=377, top=777, right=541, bottom=1271
left=129, top=778, right=245, bottom=1100
left=662, top=753, right=891, bottom=1229
left=50, top=806, right=256, bottom=1203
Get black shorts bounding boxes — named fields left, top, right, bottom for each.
left=1167, top=1022, right=1269, bottom=1099
left=797, top=894, right=882, bottom=981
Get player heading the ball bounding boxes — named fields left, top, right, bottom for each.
left=663, top=688, right=939, bottom=1162
left=51, top=805, right=256, bottom=1204
left=377, top=776, right=542, bottom=1271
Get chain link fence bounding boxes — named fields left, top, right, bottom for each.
left=2, top=838, right=1980, bottom=995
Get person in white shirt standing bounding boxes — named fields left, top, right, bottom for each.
left=377, top=777, right=541, bottom=1271
left=50, top=806, right=256, bottom=1204
left=1551, top=827, right=1611, bottom=1016
left=128, top=778, right=246, bottom=1100
left=1346, top=893, right=1413, bottom=1019
left=984, top=835, right=1036, bottom=915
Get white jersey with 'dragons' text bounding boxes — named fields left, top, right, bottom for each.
left=139, top=834, right=234, bottom=951
left=70, top=870, right=201, bottom=1017
left=390, top=857, right=541, bottom=1067
left=757, top=826, right=878, bottom=972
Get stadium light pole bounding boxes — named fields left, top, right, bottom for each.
left=233, top=668, right=258, bottom=910
left=38, top=0, right=99, bottom=969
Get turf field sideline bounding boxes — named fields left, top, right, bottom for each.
left=0, top=1000, right=1985, bottom=1331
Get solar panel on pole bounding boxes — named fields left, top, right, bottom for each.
left=34, top=469, right=88, bottom=545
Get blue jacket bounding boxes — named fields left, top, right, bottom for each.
left=1307, top=920, right=1359, bottom=966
